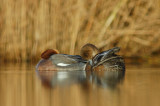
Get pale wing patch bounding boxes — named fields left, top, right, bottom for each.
left=57, top=63, right=70, bottom=66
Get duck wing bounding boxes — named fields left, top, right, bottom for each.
left=50, top=54, right=87, bottom=65
left=99, top=47, right=120, bottom=61
left=67, top=55, right=88, bottom=63
left=92, top=47, right=121, bottom=67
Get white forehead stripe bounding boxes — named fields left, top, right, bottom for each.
left=57, top=63, right=70, bottom=66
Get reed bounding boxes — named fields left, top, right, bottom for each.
left=0, top=0, right=160, bottom=62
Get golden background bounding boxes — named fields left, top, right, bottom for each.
left=0, top=0, right=160, bottom=63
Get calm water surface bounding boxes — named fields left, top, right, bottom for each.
left=0, top=63, right=160, bottom=106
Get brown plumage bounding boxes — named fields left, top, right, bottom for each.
left=41, top=49, right=59, bottom=59
left=80, top=43, right=99, bottom=60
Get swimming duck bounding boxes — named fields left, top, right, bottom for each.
left=36, top=43, right=125, bottom=71
left=36, top=44, right=99, bottom=71
left=85, top=47, right=125, bottom=71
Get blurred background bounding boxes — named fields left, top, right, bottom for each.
left=0, top=0, right=160, bottom=65
left=1, top=1, right=160, bottom=106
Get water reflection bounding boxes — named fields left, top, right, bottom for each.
left=88, top=71, right=125, bottom=89
left=36, top=71, right=87, bottom=88
left=36, top=70, right=125, bottom=89
left=1, top=64, right=160, bottom=106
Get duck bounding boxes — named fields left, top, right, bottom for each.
left=85, top=47, right=125, bottom=71
left=36, top=44, right=99, bottom=71
left=36, top=43, right=125, bottom=71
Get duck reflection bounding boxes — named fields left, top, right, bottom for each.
left=36, top=69, right=125, bottom=89
left=86, top=70, right=125, bottom=89
left=36, top=70, right=87, bottom=88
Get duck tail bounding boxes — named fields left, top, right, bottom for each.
left=112, top=47, right=120, bottom=53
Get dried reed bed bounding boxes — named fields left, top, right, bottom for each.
left=0, top=0, right=160, bottom=62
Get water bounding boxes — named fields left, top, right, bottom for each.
left=0, top=63, right=160, bottom=106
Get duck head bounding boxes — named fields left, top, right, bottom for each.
left=80, top=43, right=100, bottom=71
left=41, top=49, right=59, bottom=59
left=80, top=43, right=99, bottom=61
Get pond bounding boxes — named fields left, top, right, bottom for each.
left=0, top=63, right=160, bottom=106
